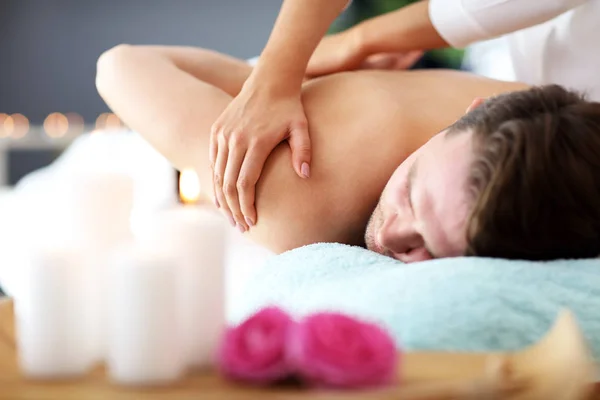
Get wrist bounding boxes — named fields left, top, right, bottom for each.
left=243, top=69, right=302, bottom=99
left=246, top=63, right=303, bottom=96
left=348, top=23, right=370, bottom=60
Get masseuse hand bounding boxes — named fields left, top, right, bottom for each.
left=306, top=30, right=423, bottom=77
left=210, top=76, right=310, bottom=232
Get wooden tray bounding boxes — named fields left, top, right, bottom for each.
left=0, top=298, right=598, bottom=399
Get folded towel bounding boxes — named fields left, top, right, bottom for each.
left=231, top=243, right=600, bottom=358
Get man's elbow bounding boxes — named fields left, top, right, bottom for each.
left=95, top=44, right=133, bottom=98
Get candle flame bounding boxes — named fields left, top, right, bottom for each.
left=179, top=169, right=201, bottom=204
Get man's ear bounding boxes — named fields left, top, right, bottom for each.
left=465, top=97, right=486, bottom=114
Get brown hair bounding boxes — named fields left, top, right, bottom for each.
left=452, top=85, right=600, bottom=260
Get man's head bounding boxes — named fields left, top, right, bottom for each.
left=365, top=85, right=600, bottom=262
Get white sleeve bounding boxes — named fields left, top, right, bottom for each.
left=429, top=0, right=589, bottom=48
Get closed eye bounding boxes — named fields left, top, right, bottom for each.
left=405, top=160, right=418, bottom=212
left=405, top=159, right=437, bottom=259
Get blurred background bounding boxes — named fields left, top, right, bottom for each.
left=0, top=0, right=469, bottom=188
left=330, top=0, right=465, bottom=69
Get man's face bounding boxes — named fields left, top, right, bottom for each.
left=365, top=129, right=474, bottom=263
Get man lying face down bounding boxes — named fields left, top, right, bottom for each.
left=95, top=45, right=600, bottom=263
left=366, top=85, right=600, bottom=262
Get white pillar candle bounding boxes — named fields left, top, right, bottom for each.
left=62, top=171, right=135, bottom=364
left=107, top=246, right=184, bottom=386
left=0, top=188, right=22, bottom=298
left=137, top=206, right=227, bottom=369
left=16, top=246, right=95, bottom=379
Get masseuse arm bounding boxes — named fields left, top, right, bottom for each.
left=307, top=0, right=589, bottom=76
left=250, top=0, right=351, bottom=90
left=210, top=0, right=350, bottom=232
left=307, top=0, right=446, bottom=76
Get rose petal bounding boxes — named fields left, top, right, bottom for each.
left=287, top=312, right=399, bottom=389
left=219, top=306, right=295, bottom=384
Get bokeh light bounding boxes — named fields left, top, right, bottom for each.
left=10, top=113, right=29, bottom=139
left=0, top=114, right=10, bottom=138
left=95, top=113, right=109, bottom=130
left=105, top=113, right=122, bottom=130
left=95, top=112, right=122, bottom=131
left=65, top=113, right=84, bottom=135
left=44, top=112, right=69, bottom=138
left=2, top=114, right=14, bottom=138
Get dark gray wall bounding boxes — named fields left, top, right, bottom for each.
left=0, top=0, right=282, bottom=124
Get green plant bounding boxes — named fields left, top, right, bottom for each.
left=330, top=0, right=464, bottom=69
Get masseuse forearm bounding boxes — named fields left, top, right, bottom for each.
left=354, top=0, right=449, bottom=55
left=254, top=0, right=350, bottom=90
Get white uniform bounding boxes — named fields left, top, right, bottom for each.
left=429, top=0, right=600, bottom=100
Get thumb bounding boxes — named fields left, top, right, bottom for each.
left=393, top=50, right=424, bottom=70
left=360, top=54, right=397, bottom=70
left=288, top=124, right=312, bottom=178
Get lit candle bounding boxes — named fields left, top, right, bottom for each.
left=16, top=245, right=95, bottom=379
left=136, top=169, right=227, bottom=369
left=107, top=246, right=184, bottom=385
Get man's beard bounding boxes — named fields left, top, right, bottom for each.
left=364, top=202, right=384, bottom=254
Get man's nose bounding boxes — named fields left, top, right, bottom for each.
left=378, top=213, right=423, bottom=253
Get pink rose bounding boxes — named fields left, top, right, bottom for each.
left=218, top=307, right=295, bottom=384
left=287, top=312, right=398, bottom=389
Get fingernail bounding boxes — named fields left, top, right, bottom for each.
left=214, top=195, right=220, bottom=208
left=237, top=223, right=246, bottom=233
left=245, top=216, right=254, bottom=227
left=228, top=215, right=236, bottom=227
left=301, top=162, right=310, bottom=178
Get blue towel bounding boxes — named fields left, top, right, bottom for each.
left=231, top=243, right=600, bottom=358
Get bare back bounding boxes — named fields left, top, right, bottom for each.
left=249, top=70, right=527, bottom=252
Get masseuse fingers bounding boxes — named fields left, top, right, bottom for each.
left=209, top=123, right=219, bottom=167
left=392, top=51, right=424, bottom=70
left=223, top=136, right=248, bottom=232
left=237, top=143, right=272, bottom=228
left=359, top=51, right=423, bottom=71
left=214, top=135, right=235, bottom=227
left=209, top=124, right=219, bottom=206
left=288, top=121, right=311, bottom=179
